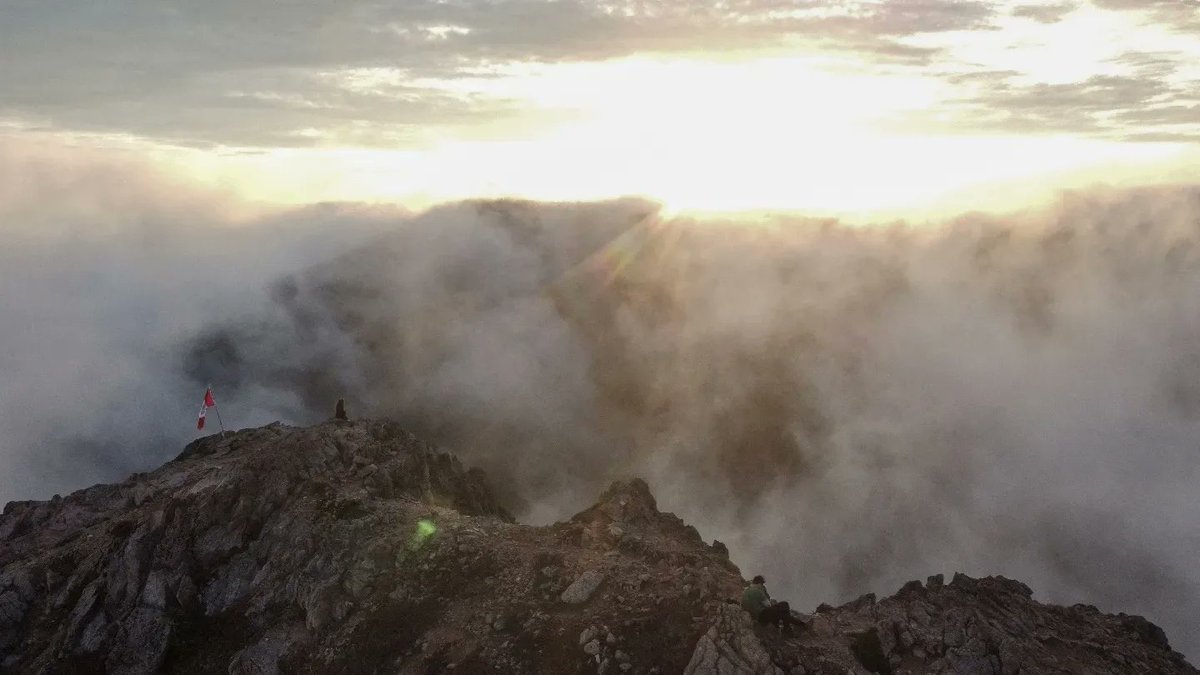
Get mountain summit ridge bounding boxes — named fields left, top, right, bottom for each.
left=0, top=419, right=1193, bottom=674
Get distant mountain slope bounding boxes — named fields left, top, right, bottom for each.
left=0, top=420, right=1193, bottom=674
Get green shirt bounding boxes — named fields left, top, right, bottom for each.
left=742, top=584, right=769, bottom=619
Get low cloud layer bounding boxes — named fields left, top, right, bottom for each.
left=2, top=142, right=1199, bottom=656
left=0, top=138, right=390, bottom=499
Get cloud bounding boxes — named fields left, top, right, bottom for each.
left=4, top=72, right=543, bottom=150
left=1010, top=3, right=1077, bottom=23
left=0, top=137, right=394, bottom=499
left=3, top=140, right=1200, bottom=657
left=7, top=1, right=1198, bottom=148
left=1092, top=0, right=1200, bottom=32
left=0, top=0, right=1004, bottom=147
left=966, top=73, right=1169, bottom=130
left=179, top=181, right=1200, bottom=656
left=929, top=51, right=1200, bottom=140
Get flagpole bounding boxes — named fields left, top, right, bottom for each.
left=213, top=404, right=227, bottom=437
left=208, top=383, right=228, bottom=437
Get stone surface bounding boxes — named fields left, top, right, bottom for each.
left=562, top=570, right=606, bottom=604
left=0, top=419, right=1194, bottom=674
left=684, top=603, right=783, bottom=675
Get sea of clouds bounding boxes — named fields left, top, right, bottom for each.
left=2, top=138, right=1197, bottom=655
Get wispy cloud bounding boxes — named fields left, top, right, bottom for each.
left=929, top=50, right=1200, bottom=140
left=3, top=1, right=1197, bottom=149
left=1092, top=0, right=1200, bottom=32
left=1010, top=3, right=1076, bottom=24
left=0, top=0, right=1001, bottom=147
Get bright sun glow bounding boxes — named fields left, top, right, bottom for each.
left=153, top=47, right=1199, bottom=221
left=4, top=2, right=1200, bottom=222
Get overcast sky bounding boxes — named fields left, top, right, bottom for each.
left=2, top=0, right=1199, bottom=213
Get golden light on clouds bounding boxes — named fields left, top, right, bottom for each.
left=10, top=0, right=1194, bottom=220
left=166, top=50, right=1197, bottom=221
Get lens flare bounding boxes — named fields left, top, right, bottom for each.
left=409, top=518, right=438, bottom=551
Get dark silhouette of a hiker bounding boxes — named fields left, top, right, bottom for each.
left=742, top=575, right=807, bottom=634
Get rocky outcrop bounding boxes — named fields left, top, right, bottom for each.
left=727, top=573, right=1196, bottom=675
left=0, top=419, right=1194, bottom=674
left=685, top=603, right=782, bottom=675
left=0, top=420, right=512, bottom=673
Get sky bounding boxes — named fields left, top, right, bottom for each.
left=2, top=0, right=1199, bottom=218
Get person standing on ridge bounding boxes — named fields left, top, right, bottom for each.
left=742, top=575, right=807, bottom=634
left=334, top=398, right=348, bottom=421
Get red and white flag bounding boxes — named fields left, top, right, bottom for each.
left=197, top=388, right=216, bottom=430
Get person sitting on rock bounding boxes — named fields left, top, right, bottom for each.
left=334, top=398, right=348, bottom=421
left=742, top=575, right=806, bottom=634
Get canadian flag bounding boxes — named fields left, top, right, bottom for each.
left=197, top=388, right=216, bottom=430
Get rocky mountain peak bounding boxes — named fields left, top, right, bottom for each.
left=0, top=420, right=1194, bottom=674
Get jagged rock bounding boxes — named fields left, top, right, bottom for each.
left=105, top=607, right=171, bottom=675
left=78, top=611, right=110, bottom=654
left=759, top=572, right=1197, bottom=674
left=0, top=420, right=1193, bottom=674
left=0, top=589, right=28, bottom=628
left=64, top=579, right=102, bottom=642
left=203, top=554, right=260, bottom=616
left=684, top=603, right=782, bottom=675
left=227, top=625, right=303, bottom=675
left=561, top=569, right=605, bottom=604
left=712, top=540, right=730, bottom=559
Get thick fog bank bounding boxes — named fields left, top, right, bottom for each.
left=2, top=141, right=1196, bottom=654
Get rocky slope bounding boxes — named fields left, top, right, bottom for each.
left=0, top=419, right=1193, bottom=674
